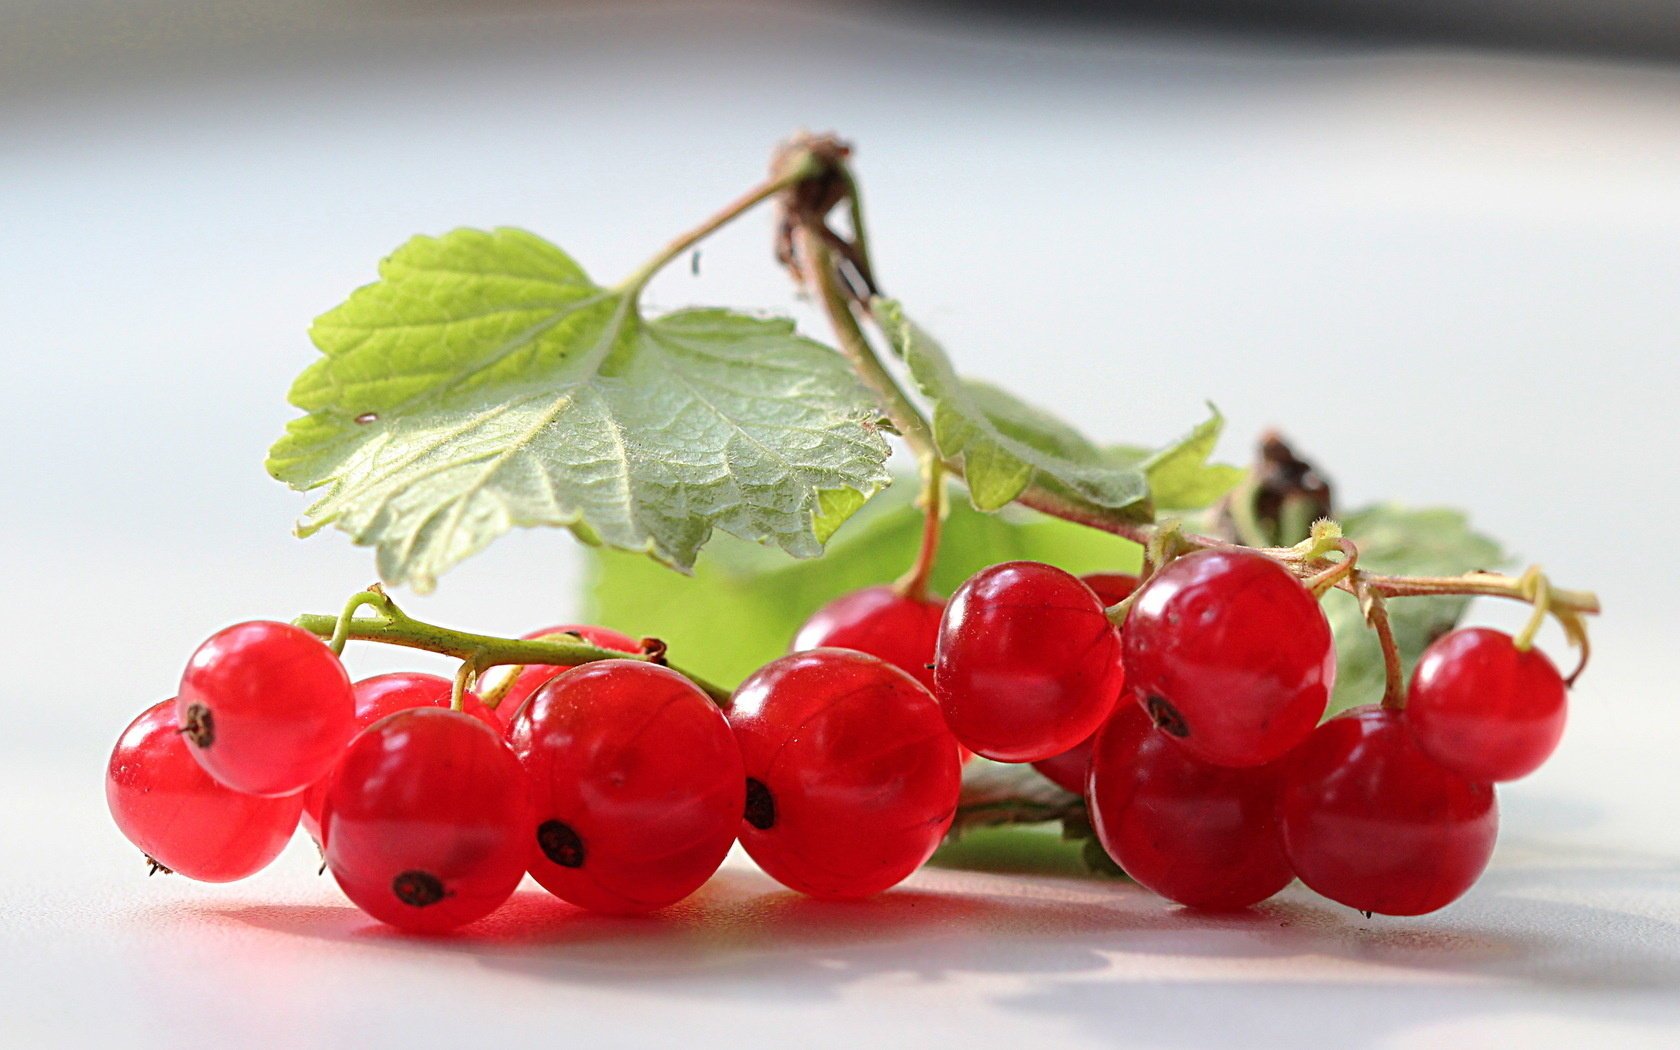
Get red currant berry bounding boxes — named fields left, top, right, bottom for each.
left=1030, top=573, right=1139, bottom=790
left=509, top=660, right=743, bottom=913
left=1406, top=627, right=1567, bottom=783
left=300, top=673, right=498, bottom=843
left=176, top=621, right=355, bottom=796
left=1087, top=704, right=1293, bottom=909
left=728, top=649, right=961, bottom=899
left=1278, top=705, right=1497, bottom=916
left=793, top=586, right=945, bottom=691
left=934, top=562, right=1123, bottom=762
left=322, top=708, right=531, bottom=933
left=493, top=624, right=641, bottom=726
left=1031, top=734, right=1096, bottom=795
left=1079, top=572, right=1140, bottom=607
left=1123, top=549, right=1333, bottom=767
left=107, top=700, right=304, bottom=882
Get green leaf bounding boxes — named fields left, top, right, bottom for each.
left=582, top=478, right=1144, bottom=687
left=268, top=228, right=892, bottom=591
left=873, top=298, right=1154, bottom=517
left=1106, top=408, right=1246, bottom=511
left=1325, top=505, right=1507, bottom=713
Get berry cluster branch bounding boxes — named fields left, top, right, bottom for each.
left=776, top=134, right=1599, bottom=670
left=292, top=589, right=733, bottom=708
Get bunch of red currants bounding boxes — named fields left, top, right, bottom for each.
left=108, top=548, right=1570, bottom=932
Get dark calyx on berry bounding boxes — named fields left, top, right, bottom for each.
left=180, top=703, right=215, bottom=748
left=537, top=819, right=586, bottom=868
left=744, top=778, right=776, bottom=830
left=391, top=870, right=448, bottom=907
left=1145, top=695, right=1189, bottom=738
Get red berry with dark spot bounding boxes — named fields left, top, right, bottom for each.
left=1278, top=705, right=1497, bottom=916
left=176, top=621, right=355, bottom=796
left=728, top=649, right=961, bottom=899
left=1122, top=549, right=1333, bottom=767
left=934, top=562, right=1123, bottom=762
left=509, top=660, right=743, bottom=913
left=1087, top=704, right=1293, bottom=909
left=1405, top=627, right=1567, bottom=782
left=322, top=708, right=531, bottom=933
left=107, top=700, right=303, bottom=882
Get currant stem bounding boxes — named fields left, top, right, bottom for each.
left=1357, top=579, right=1407, bottom=710
left=616, top=151, right=824, bottom=298
left=1512, top=569, right=1552, bottom=652
left=805, top=233, right=936, bottom=455
left=327, top=587, right=391, bottom=656
left=450, top=660, right=478, bottom=713
left=1304, top=539, right=1360, bottom=598
left=893, top=457, right=945, bottom=602
left=293, top=593, right=733, bottom=708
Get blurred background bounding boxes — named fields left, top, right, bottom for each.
left=3, top=2, right=1678, bottom=1047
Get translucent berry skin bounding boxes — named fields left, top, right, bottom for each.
left=1278, top=705, right=1497, bottom=916
left=322, top=708, right=532, bottom=933
left=1030, top=573, right=1140, bottom=790
left=1087, top=704, right=1293, bottom=910
left=176, top=621, right=355, bottom=796
left=494, top=624, right=641, bottom=727
left=1079, top=572, right=1141, bottom=608
left=793, top=586, right=945, bottom=691
left=508, top=660, right=743, bottom=914
left=728, top=649, right=961, bottom=899
left=299, top=673, right=498, bottom=843
left=1122, top=549, right=1334, bottom=767
left=933, top=562, right=1124, bottom=762
left=1405, top=628, right=1567, bottom=783
left=1032, top=734, right=1096, bottom=794
left=106, top=700, right=304, bottom=882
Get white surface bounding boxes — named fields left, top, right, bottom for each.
left=2, top=3, right=1679, bottom=1047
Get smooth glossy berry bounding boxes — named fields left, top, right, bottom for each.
left=493, top=624, right=641, bottom=726
left=1123, top=549, right=1333, bottom=767
left=1406, top=628, right=1567, bottom=783
left=1080, top=572, right=1141, bottom=607
left=107, top=700, right=304, bottom=882
left=1278, top=705, right=1497, bottom=916
left=322, top=708, right=531, bottom=932
left=177, top=621, right=355, bottom=796
left=1031, top=573, right=1140, bottom=790
left=793, top=586, right=945, bottom=691
left=509, top=660, right=742, bottom=913
left=934, top=562, right=1123, bottom=762
left=1032, top=734, right=1096, bottom=794
left=1087, top=704, right=1292, bottom=909
left=728, top=649, right=961, bottom=899
left=300, top=673, right=499, bottom=843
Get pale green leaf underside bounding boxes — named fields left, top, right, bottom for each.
left=874, top=298, right=1153, bottom=517
left=1325, top=504, right=1507, bottom=713
left=1107, top=408, right=1246, bottom=511
left=268, top=228, right=891, bottom=591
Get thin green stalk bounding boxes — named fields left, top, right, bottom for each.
left=616, top=151, right=823, bottom=297
left=294, top=592, right=732, bottom=708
